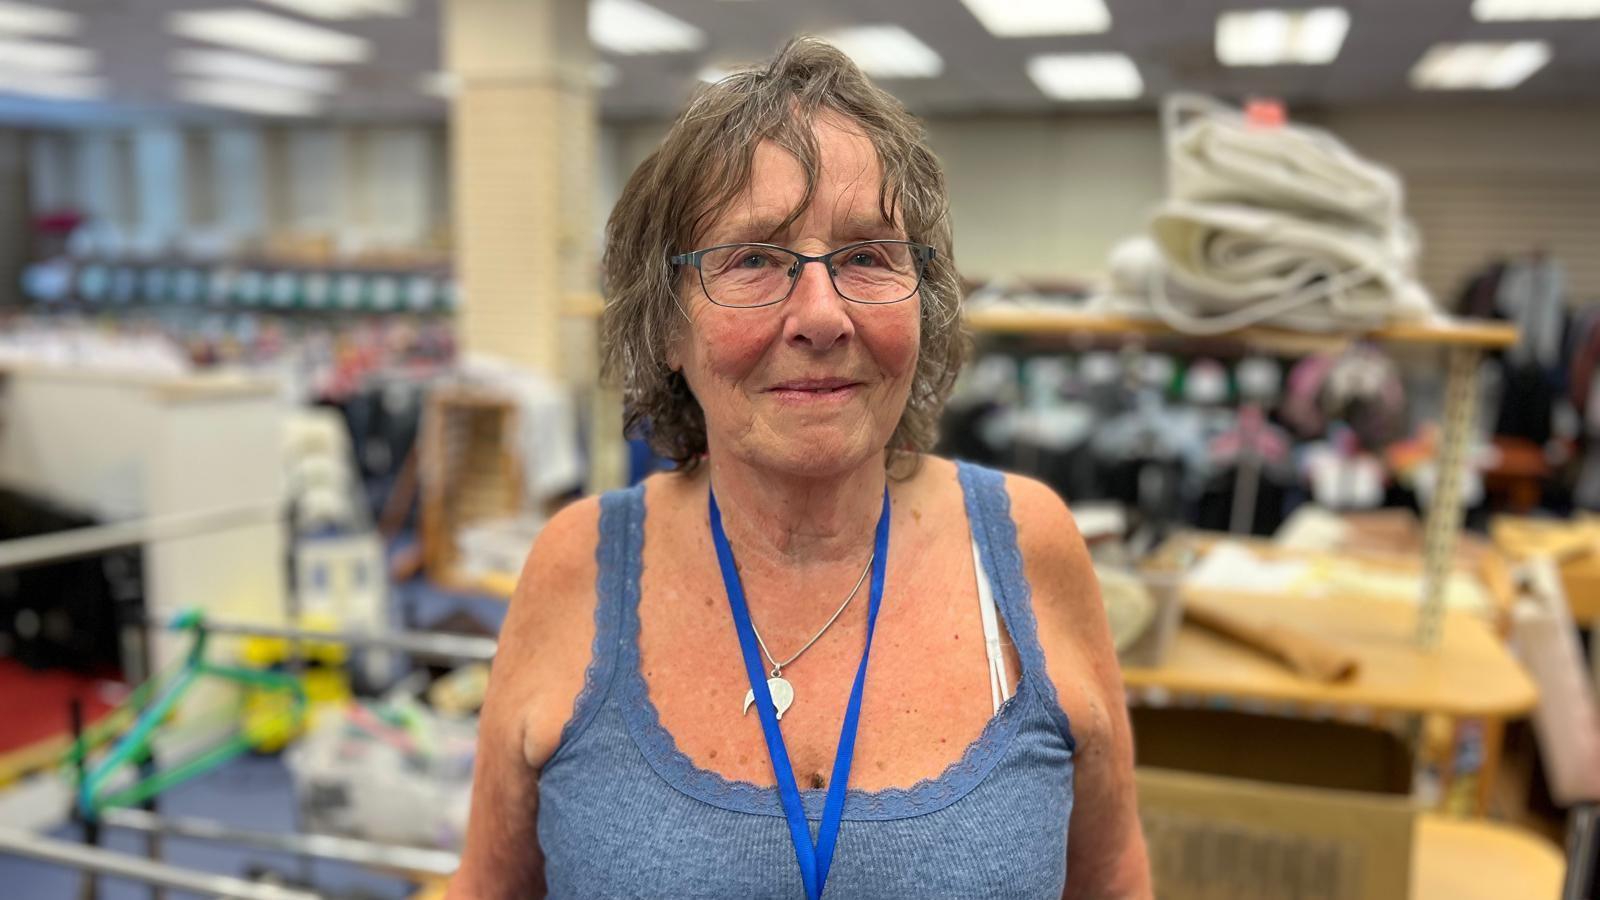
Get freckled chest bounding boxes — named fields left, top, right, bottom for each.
left=635, top=479, right=1017, bottom=791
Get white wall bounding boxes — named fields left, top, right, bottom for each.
left=927, top=115, right=1163, bottom=283
left=1320, top=105, right=1600, bottom=304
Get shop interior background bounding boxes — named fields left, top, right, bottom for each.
left=0, top=0, right=1598, bottom=898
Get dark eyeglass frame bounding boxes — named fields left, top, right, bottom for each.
left=669, top=239, right=937, bottom=309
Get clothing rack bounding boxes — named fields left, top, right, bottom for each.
left=132, top=615, right=498, bottom=663
left=966, top=306, right=1518, bottom=650
left=99, top=808, right=461, bottom=877
left=0, top=831, right=320, bottom=900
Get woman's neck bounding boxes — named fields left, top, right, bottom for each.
left=705, top=453, right=888, bottom=568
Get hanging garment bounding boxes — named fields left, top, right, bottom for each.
left=1194, top=465, right=1293, bottom=536
left=1494, top=361, right=1558, bottom=446
left=1281, top=349, right=1406, bottom=447
left=1456, top=261, right=1508, bottom=321
left=1498, top=258, right=1567, bottom=370
left=1567, top=314, right=1600, bottom=417
left=1301, top=440, right=1387, bottom=511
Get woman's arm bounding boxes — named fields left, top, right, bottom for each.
left=446, top=498, right=602, bottom=900
left=1006, top=475, right=1152, bottom=900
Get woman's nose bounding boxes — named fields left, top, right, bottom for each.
left=782, top=259, right=854, bottom=352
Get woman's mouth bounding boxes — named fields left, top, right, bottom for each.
left=766, top=379, right=863, bottom=403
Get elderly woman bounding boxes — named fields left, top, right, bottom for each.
left=449, top=38, right=1149, bottom=900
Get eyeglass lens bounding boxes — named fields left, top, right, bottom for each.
left=698, top=242, right=921, bottom=307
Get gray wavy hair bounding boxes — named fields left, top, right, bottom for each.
left=600, top=36, right=967, bottom=472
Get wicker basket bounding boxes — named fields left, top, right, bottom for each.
left=418, top=385, right=524, bottom=589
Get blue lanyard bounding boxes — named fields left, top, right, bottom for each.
left=708, top=486, right=891, bottom=900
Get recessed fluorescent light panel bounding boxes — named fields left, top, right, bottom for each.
left=1216, top=7, right=1350, bottom=66
left=0, top=1, right=80, bottom=36
left=172, top=49, right=341, bottom=93
left=0, top=38, right=95, bottom=74
left=590, top=0, right=704, bottom=55
left=1410, top=41, right=1551, bottom=90
left=823, top=25, right=943, bottom=78
left=255, top=0, right=411, bottom=19
left=177, top=79, right=324, bottom=116
left=959, top=0, right=1111, bottom=37
left=0, top=70, right=102, bottom=100
left=1473, top=0, right=1600, bottom=20
left=168, top=9, right=371, bottom=65
left=1028, top=52, right=1143, bottom=100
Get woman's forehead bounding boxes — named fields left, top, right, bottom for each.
left=704, top=127, right=898, bottom=244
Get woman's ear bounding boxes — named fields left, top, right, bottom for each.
left=665, top=328, right=687, bottom=374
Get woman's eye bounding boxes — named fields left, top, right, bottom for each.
left=738, top=254, right=770, bottom=268
left=848, top=252, right=880, bottom=267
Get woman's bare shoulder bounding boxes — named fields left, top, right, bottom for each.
left=490, top=493, right=606, bottom=769
left=997, top=471, right=1110, bottom=650
left=1000, top=472, right=1089, bottom=576
left=1000, top=471, right=1125, bottom=738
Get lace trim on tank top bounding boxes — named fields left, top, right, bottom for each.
left=553, top=461, right=1076, bottom=820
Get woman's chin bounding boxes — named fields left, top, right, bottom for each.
left=741, top=432, right=884, bottom=479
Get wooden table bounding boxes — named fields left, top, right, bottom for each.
left=1413, top=815, right=1565, bottom=899
left=1493, top=515, right=1600, bottom=626
left=1123, top=591, right=1538, bottom=815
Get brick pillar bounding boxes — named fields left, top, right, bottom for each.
left=446, top=0, right=592, bottom=378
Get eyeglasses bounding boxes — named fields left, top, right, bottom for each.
left=670, top=240, right=936, bottom=309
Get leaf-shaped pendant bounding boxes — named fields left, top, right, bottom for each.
left=742, top=676, right=795, bottom=719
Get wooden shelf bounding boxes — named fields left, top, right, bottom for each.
left=964, top=306, right=1518, bottom=355
left=564, top=298, right=1520, bottom=354
left=1412, top=815, right=1566, bottom=900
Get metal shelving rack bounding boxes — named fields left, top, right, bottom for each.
left=964, top=306, right=1519, bottom=650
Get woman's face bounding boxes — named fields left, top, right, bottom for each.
left=670, top=115, right=921, bottom=478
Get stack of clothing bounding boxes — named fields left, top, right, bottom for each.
left=1097, top=94, right=1436, bottom=334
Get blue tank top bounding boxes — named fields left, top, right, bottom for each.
left=537, top=461, right=1077, bottom=898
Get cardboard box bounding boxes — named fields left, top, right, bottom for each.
left=1137, top=768, right=1415, bottom=900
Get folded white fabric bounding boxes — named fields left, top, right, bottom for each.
left=1164, top=93, right=1406, bottom=238
left=1133, top=205, right=1434, bottom=333
left=1094, top=94, right=1439, bottom=335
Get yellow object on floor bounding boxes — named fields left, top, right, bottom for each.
left=239, top=613, right=354, bottom=751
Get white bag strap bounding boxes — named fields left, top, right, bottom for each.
left=973, top=538, right=1012, bottom=715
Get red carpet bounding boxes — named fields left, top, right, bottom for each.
left=0, top=658, right=124, bottom=756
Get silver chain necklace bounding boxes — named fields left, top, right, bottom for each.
left=741, top=550, right=875, bottom=720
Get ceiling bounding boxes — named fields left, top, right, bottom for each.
left=2, top=0, right=1600, bottom=127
